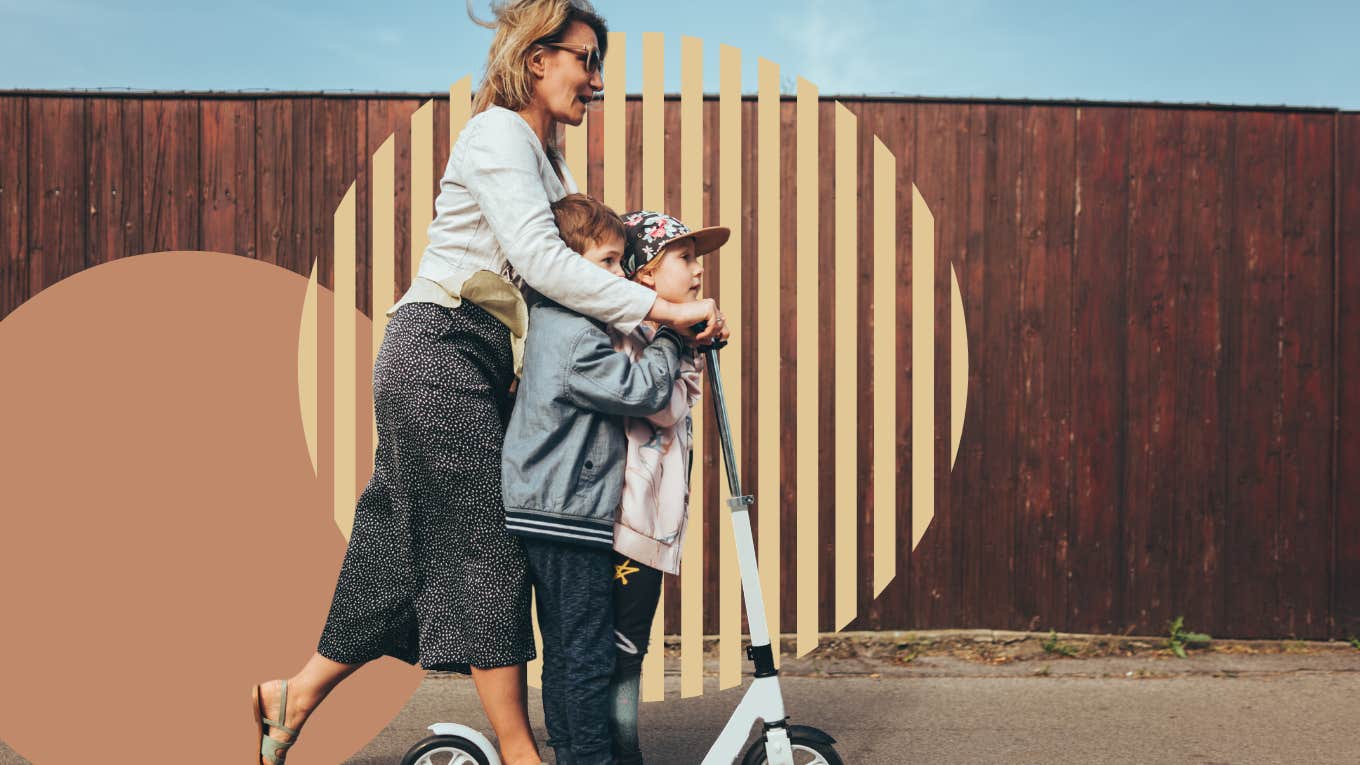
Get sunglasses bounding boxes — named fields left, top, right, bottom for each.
left=541, top=42, right=603, bottom=75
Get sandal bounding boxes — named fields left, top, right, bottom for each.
left=252, top=680, right=300, bottom=765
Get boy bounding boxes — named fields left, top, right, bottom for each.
left=502, top=194, right=692, bottom=765
left=608, top=210, right=729, bottom=765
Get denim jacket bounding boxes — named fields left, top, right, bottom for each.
left=502, top=301, right=686, bottom=548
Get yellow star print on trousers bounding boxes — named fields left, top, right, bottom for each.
left=613, top=557, right=640, bottom=585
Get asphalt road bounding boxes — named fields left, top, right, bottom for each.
left=3, top=649, right=1356, bottom=764
left=343, top=660, right=1357, bottom=765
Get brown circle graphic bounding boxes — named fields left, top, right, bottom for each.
left=0, top=252, right=423, bottom=764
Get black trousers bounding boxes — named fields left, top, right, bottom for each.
left=611, top=553, right=664, bottom=674
left=524, top=538, right=616, bottom=765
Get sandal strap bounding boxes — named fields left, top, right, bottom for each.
left=262, top=679, right=300, bottom=736
left=261, top=716, right=298, bottom=737
left=260, top=734, right=294, bottom=765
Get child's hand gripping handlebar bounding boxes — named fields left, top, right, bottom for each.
left=689, top=321, right=729, bottom=354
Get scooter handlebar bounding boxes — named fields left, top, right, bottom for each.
left=689, top=321, right=728, bottom=352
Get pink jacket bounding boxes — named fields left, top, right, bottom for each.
left=609, top=325, right=703, bottom=574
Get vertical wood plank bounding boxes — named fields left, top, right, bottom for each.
left=873, top=98, right=917, bottom=632
left=703, top=96, right=723, bottom=637
left=626, top=99, right=644, bottom=214
left=1278, top=112, right=1333, bottom=638
left=817, top=99, right=837, bottom=632
left=1224, top=111, right=1286, bottom=638
left=851, top=101, right=873, bottom=627
left=777, top=97, right=799, bottom=637
left=364, top=99, right=419, bottom=315
left=661, top=94, right=684, bottom=639
left=1069, top=106, right=1130, bottom=634
left=564, top=113, right=587, bottom=193
left=29, top=97, right=88, bottom=295
left=320, top=98, right=361, bottom=291
left=1173, top=109, right=1231, bottom=636
left=89, top=98, right=143, bottom=266
left=794, top=82, right=821, bottom=651
left=200, top=100, right=253, bottom=259
left=953, top=104, right=987, bottom=629
left=931, top=109, right=961, bottom=629
left=410, top=100, right=434, bottom=282
left=143, top=99, right=199, bottom=254
left=975, top=104, right=1023, bottom=629
left=586, top=91, right=606, bottom=203
left=756, top=59, right=782, bottom=658
left=909, top=102, right=960, bottom=628
left=833, top=100, right=858, bottom=630
left=258, top=98, right=311, bottom=273
left=390, top=104, right=413, bottom=306
left=1014, top=105, right=1076, bottom=630
left=0, top=96, right=26, bottom=317
left=1336, top=114, right=1360, bottom=639
left=1122, top=108, right=1184, bottom=634
left=741, top=95, right=758, bottom=608
left=371, top=135, right=396, bottom=363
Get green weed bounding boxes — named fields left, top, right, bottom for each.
left=1166, top=616, right=1211, bottom=659
left=1041, top=630, right=1078, bottom=657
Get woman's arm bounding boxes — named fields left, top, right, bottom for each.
left=458, top=111, right=730, bottom=343
left=458, top=112, right=655, bottom=333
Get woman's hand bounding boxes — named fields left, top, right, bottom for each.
left=648, top=297, right=729, bottom=344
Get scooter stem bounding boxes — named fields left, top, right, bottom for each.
left=704, top=350, right=743, bottom=498
left=703, top=349, right=773, bottom=651
left=700, top=346, right=793, bottom=765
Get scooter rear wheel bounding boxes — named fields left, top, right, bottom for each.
left=741, top=730, right=844, bottom=765
left=399, top=734, right=492, bottom=765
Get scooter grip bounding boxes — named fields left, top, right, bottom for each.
left=689, top=321, right=728, bottom=352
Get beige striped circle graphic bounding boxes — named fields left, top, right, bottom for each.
left=296, top=35, right=971, bottom=700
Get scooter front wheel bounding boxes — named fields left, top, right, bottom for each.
left=741, top=727, right=844, bottom=765
left=400, top=734, right=492, bottom=765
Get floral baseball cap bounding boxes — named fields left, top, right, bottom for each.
left=620, top=210, right=730, bottom=278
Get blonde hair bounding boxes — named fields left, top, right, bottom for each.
left=468, top=0, right=610, bottom=116
left=631, top=248, right=667, bottom=282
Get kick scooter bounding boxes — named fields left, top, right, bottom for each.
left=401, top=331, right=842, bottom=765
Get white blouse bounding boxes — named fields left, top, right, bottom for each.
left=391, top=105, right=655, bottom=335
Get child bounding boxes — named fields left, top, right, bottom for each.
left=608, top=210, right=730, bottom=765
left=501, top=193, right=692, bottom=765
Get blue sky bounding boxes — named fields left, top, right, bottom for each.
left=3, top=0, right=1357, bottom=108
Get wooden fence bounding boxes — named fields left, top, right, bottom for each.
left=2, top=91, right=1358, bottom=641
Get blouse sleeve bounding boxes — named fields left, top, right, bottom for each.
left=456, top=111, right=656, bottom=333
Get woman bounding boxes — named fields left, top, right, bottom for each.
left=251, top=2, right=728, bottom=763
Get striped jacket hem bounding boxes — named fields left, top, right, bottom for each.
left=505, top=509, right=615, bottom=549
